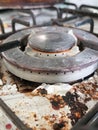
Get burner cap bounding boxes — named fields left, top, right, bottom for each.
left=28, top=32, right=75, bottom=52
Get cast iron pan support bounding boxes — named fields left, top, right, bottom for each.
left=0, top=98, right=31, bottom=130
left=12, top=18, right=30, bottom=32
left=0, top=34, right=29, bottom=53
left=0, top=18, right=5, bottom=34
left=72, top=103, right=98, bottom=130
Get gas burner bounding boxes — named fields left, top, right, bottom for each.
left=2, top=26, right=98, bottom=83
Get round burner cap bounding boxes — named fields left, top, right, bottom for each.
left=28, top=32, right=75, bottom=52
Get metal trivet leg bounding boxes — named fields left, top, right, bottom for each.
left=72, top=103, right=98, bottom=130
left=0, top=98, right=32, bottom=130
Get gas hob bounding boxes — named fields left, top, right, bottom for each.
left=0, top=2, right=98, bottom=130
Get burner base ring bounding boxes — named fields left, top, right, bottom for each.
left=3, top=59, right=98, bottom=83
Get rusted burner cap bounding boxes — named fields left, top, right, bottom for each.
left=28, top=32, right=75, bottom=52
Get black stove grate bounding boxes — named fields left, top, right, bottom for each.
left=0, top=98, right=32, bottom=130
left=0, top=2, right=97, bottom=40
left=59, top=4, right=98, bottom=18
left=72, top=103, right=98, bottom=130
left=52, top=16, right=94, bottom=33
left=0, top=2, right=85, bottom=41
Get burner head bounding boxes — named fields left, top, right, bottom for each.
left=28, top=32, right=75, bottom=52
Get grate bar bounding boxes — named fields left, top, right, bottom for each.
left=72, top=103, right=98, bottom=130
left=0, top=98, right=32, bottom=130
left=60, top=8, right=98, bottom=18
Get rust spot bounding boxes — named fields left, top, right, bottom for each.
left=53, top=122, right=65, bottom=130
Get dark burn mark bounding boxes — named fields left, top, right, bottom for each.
left=62, top=91, right=79, bottom=106
left=51, top=100, right=60, bottom=110
left=62, top=92, right=88, bottom=125
left=20, top=88, right=33, bottom=93
left=53, top=122, right=65, bottom=130
left=84, top=97, right=91, bottom=102
left=49, top=95, right=65, bottom=110
left=34, top=113, right=37, bottom=118
left=0, top=72, right=3, bottom=79
left=37, top=88, right=47, bottom=95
